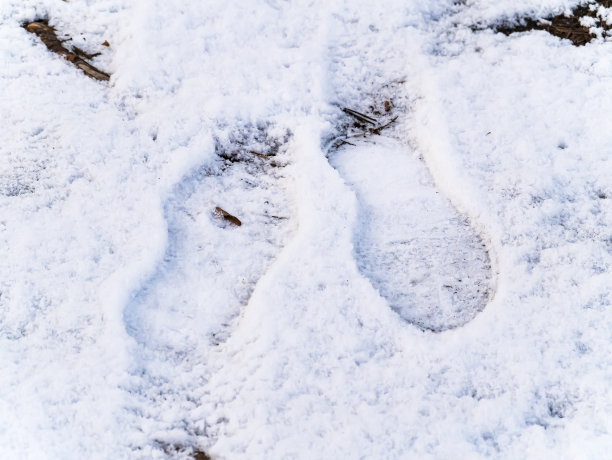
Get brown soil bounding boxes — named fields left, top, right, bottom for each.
left=492, top=1, right=612, bottom=46
left=158, top=442, right=213, bottom=459
left=193, top=450, right=212, bottom=460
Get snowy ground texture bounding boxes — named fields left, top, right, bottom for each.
left=1, top=0, right=612, bottom=458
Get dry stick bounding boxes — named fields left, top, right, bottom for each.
left=25, top=21, right=110, bottom=81
left=248, top=150, right=272, bottom=159
left=371, top=116, right=398, bottom=135
left=342, top=108, right=378, bottom=125
left=72, top=45, right=101, bottom=60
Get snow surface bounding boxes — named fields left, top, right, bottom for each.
left=330, top=138, right=492, bottom=332
left=1, top=0, right=612, bottom=458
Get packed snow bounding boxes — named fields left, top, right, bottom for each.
left=330, top=138, right=492, bottom=332
left=1, top=0, right=611, bottom=458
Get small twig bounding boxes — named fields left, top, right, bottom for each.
left=72, top=45, right=101, bottom=60
left=342, top=108, right=377, bottom=125
left=248, top=150, right=272, bottom=159
left=371, top=116, right=398, bottom=135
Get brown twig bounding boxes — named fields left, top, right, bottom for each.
left=371, top=116, right=398, bottom=135
left=72, top=45, right=101, bottom=60
left=25, top=21, right=110, bottom=81
left=342, top=108, right=377, bottom=125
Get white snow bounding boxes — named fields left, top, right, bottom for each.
left=1, top=0, right=611, bottom=458
left=330, top=137, right=492, bottom=331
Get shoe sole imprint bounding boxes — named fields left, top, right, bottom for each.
left=329, top=136, right=492, bottom=332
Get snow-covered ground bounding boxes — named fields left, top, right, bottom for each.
left=1, top=0, right=611, bottom=458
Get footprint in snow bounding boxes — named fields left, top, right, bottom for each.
left=329, top=136, right=492, bottom=332
left=124, top=161, right=292, bottom=350
left=121, top=156, right=293, bottom=453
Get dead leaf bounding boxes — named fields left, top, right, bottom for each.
left=214, top=207, right=242, bottom=227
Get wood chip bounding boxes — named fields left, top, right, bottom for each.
left=214, top=207, right=242, bottom=226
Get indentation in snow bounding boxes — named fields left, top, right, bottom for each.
left=122, top=150, right=294, bottom=451
left=330, top=137, right=492, bottom=331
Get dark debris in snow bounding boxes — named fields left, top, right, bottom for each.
left=24, top=20, right=110, bottom=81
left=487, top=1, right=612, bottom=46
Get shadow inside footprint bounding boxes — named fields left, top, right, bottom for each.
left=330, top=137, right=492, bottom=332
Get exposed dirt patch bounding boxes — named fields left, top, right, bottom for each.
left=24, top=20, right=110, bottom=81
left=158, top=442, right=212, bottom=460
left=489, top=1, right=612, bottom=46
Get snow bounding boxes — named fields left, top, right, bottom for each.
left=330, top=137, right=492, bottom=331
left=1, top=0, right=612, bottom=458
